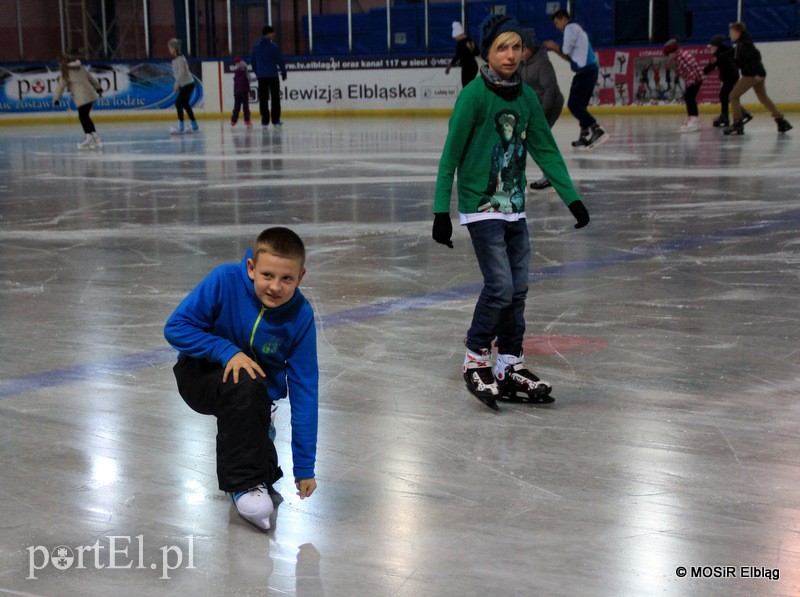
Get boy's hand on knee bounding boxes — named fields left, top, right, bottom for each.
left=223, top=352, right=266, bottom=383
left=295, top=478, right=317, bottom=499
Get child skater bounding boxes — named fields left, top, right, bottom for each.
left=164, top=227, right=319, bottom=531
left=518, top=29, right=564, bottom=191
left=445, top=21, right=480, bottom=88
left=53, top=52, right=103, bottom=150
left=662, top=39, right=703, bottom=132
left=231, top=57, right=252, bottom=128
left=167, top=38, right=199, bottom=134
left=703, top=34, right=751, bottom=128
left=724, top=21, right=792, bottom=136
left=432, top=13, right=590, bottom=412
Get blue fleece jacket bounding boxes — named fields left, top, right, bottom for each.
left=251, top=38, right=286, bottom=79
left=164, top=250, right=318, bottom=479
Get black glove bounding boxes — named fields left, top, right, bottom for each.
left=281, top=73, right=287, bottom=81
left=569, top=200, right=590, bottom=229
left=54, top=99, right=60, bottom=106
left=432, top=213, right=453, bottom=248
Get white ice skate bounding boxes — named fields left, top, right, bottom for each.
left=91, top=132, right=103, bottom=148
left=77, top=134, right=96, bottom=150
left=463, top=348, right=500, bottom=411
left=169, top=124, right=185, bottom=135
left=679, top=117, right=700, bottom=133
left=229, top=484, right=274, bottom=530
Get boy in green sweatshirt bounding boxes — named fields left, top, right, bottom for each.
left=432, top=13, right=590, bottom=411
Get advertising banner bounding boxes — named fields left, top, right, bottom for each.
left=0, top=63, right=203, bottom=113
left=219, top=56, right=460, bottom=113
left=594, top=46, right=721, bottom=106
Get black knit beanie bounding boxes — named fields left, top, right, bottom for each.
left=478, top=14, right=525, bottom=61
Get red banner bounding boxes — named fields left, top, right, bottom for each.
left=593, top=46, right=722, bottom=106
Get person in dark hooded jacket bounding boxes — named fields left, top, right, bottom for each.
left=703, top=34, right=750, bottom=128
left=724, top=22, right=792, bottom=135
left=518, top=29, right=564, bottom=190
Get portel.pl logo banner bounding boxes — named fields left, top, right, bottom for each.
left=1, top=63, right=202, bottom=112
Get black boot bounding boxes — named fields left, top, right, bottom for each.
left=723, top=119, right=745, bottom=135
left=583, top=123, right=609, bottom=149
left=741, top=110, right=753, bottom=124
left=776, top=117, right=793, bottom=134
left=571, top=128, right=589, bottom=148
left=712, top=114, right=729, bottom=128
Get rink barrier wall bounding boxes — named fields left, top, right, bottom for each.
left=1, top=41, right=798, bottom=123
left=3, top=103, right=799, bottom=127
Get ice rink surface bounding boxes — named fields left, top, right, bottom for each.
left=0, top=113, right=799, bottom=596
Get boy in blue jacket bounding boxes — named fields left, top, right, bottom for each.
left=251, top=25, right=287, bottom=127
left=164, top=227, right=318, bottom=531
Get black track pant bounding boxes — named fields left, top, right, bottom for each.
left=173, top=356, right=282, bottom=492
left=78, top=103, right=96, bottom=134
left=257, top=77, right=281, bottom=125
left=175, top=83, right=196, bottom=122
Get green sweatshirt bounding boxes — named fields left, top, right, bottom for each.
left=434, top=77, right=581, bottom=220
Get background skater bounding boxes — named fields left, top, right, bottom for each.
left=445, top=21, right=480, bottom=87
left=518, top=29, right=564, bottom=190
left=251, top=26, right=287, bottom=127
left=544, top=10, right=608, bottom=150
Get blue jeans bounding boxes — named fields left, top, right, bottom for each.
left=465, top=219, right=530, bottom=356
left=568, top=65, right=598, bottom=129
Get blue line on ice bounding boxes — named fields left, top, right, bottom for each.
left=0, top=217, right=789, bottom=398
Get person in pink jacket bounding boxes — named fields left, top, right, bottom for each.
left=53, top=52, right=103, bottom=150
left=231, top=57, right=252, bottom=128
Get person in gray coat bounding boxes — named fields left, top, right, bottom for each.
left=518, top=29, right=564, bottom=190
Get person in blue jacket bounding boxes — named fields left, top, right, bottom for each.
left=251, top=25, right=287, bottom=127
left=164, top=227, right=318, bottom=531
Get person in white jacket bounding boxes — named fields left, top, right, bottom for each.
left=53, top=52, right=103, bottom=150
left=168, top=38, right=199, bottom=134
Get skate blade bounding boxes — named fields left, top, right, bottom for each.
left=500, top=388, right=555, bottom=404
left=237, top=512, right=271, bottom=532
left=576, top=133, right=609, bottom=151
left=465, top=386, right=499, bottom=411
left=229, top=493, right=274, bottom=532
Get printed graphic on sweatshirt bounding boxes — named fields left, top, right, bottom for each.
left=260, top=335, right=283, bottom=355
left=477, top=109, right=526, bottom=214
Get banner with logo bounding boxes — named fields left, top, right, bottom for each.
left=219, top=56, right=459, bottom=113
left=0, top=63, right=203, bottom=113
left=593, top=46, right=721, bottom=106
